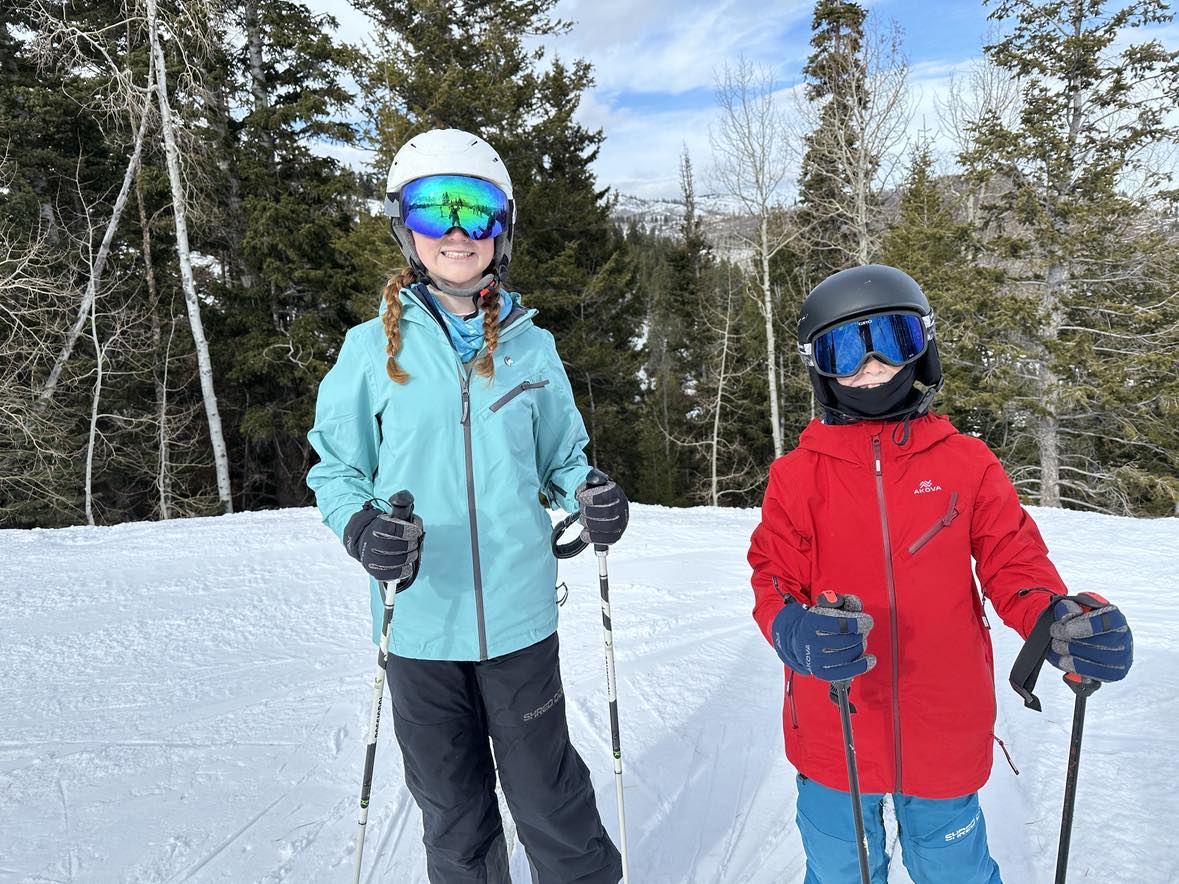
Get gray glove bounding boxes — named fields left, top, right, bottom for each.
left=575, top=475, right=629, bottom=546
left=343, top=505, right=424, bottom=584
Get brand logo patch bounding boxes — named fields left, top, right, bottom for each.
left=913, top=480, right=943, bottom=494
left=943, top=810, right=981, bottom=842
left=522, top=686, right=564, bottom=722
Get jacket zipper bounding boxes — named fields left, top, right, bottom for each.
left=403, top=288, right=536, bottom=662
left=906, top=492, right=960, bottom=555
left=872, top=436, right=903, bottom=793
left=786, top=670, right=799, bottom=728
left=488, top=379, right=551, bottom=413
left=457, top=363, right=489, bottom=661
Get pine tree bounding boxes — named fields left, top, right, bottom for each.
left=797, top=0, right=868, bottom=279
left=201, top=0, right=361, bottom=509
left=881, top=144, right=1016, bottom=447
left=964, top=0, right=1179, bottom=513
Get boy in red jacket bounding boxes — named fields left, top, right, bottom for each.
left=747, top=265, right=1133, bottom=882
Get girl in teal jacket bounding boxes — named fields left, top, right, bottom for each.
left=307, top=128, right=626, bottom=883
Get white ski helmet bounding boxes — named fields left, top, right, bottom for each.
left=384, top=128, right=516, bottom=297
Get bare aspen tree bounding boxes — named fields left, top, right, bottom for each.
left=712, top=60, right=796, bottom=457
left=145, top=0, right=234, bottom=513
left=936, top=50, right=1020, bottom=226
left=23, top=4, right=156, bottom=407
left=792, top=17, right=913, bottom=265
left=0, top=168, right=79, bottom=519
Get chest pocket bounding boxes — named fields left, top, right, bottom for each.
left=476, top=377, right=551, bottom=471
left=488, top=379, right=550, bottom=413
left=904, top=491, right=960, bottom=557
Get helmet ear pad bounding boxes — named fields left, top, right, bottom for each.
left=915, top=338, right=941, bottom=389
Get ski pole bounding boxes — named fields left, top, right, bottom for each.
left=1055, top=596, right=1105, bottom=884
left=595, top=523, right=630, bottom=883
left=550, top=471, right=630, bottom=883
left=1007, top=591, right=1109, bottom=884
left=353, top=490, right=419, bottom=884
left=584, top=471, right=630, bottom=884
left=816, top=590, right=871, bottom=884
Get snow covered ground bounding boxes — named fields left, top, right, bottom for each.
left=1, top=503, right=1175, bottom=883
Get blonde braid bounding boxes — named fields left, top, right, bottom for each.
left=474, top=288, right=502, bottom=380
left=382, top=267, right=416, bottom=384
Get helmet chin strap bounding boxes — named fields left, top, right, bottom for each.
left=391, top=222, right=502, bottom=304
left=424, top=271, right=498, bottom=302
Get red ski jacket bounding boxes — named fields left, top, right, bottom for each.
left=748, top=413, right=1068, bottom=798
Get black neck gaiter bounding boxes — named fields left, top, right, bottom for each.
left=825, top=363, right=924, bottom=422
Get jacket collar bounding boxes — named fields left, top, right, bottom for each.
left=379, top=285, right=536, bottom=342
left=796, top=412, right=959, bottom=467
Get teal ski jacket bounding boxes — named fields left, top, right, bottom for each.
left=306, top=285, right=592, bottom=661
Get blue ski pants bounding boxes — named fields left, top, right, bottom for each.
left=795, top=775, right=1003, bottom=883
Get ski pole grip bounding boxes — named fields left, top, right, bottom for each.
left=385, top=490, right=420, bottom=593
left=816, top=590, right=845, bottom=611
left=1063, top=593, right=1105, bottom=696
left=815, top=591, right=857, bottom=701
left=584, top=468, right=609, bottom=489
left=388, top=490, right=414, bottom=521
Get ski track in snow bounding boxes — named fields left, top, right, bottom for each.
left=1, top=504, right=1176, bottom=883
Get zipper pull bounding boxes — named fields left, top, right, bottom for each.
left=872, top=437, right=882, bottom=475
left=461, top=388, right=470, bottom=425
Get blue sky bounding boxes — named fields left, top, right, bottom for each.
left=310, top=0, right=1176, bottom=199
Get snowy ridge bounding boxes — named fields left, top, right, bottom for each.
left=0, top=504, right=1175, bottom=883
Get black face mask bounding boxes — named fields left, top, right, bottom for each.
left=826, top=362, right=923, bottom=421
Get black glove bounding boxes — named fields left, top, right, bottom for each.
left=574, top=474, right=629, bottom=546
left=343, top=504, right=424, bottom=584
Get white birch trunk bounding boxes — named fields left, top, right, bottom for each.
left=39, top=85, right=153, bottom=408
left=710, top=288, right=734, bottom=506
left=760, top=216, right=783, bottom=458
left=84, top=302, right=104, bottom=526
left=147, top=0, right=234, bottom=512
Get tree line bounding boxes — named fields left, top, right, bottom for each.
left=1, top=0, right=1176, bottom=528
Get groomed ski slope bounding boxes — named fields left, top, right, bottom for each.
left=1, top=503, right=1175, bottom=883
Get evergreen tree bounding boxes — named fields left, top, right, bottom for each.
left=881, top=144, right=1017, bottom=448
left=201, top=0, right=361, bottom=509
left=964, top=0, right=1179, bottom=513
left=797, top=0, right=868, bottom=279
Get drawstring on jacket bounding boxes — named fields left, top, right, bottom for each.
left=892, top=415, right=913, bottom=447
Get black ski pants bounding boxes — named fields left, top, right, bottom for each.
left=387, top=632, right=622, bottom=884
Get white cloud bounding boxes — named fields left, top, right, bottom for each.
left=548, top=0, right=813, bottom=95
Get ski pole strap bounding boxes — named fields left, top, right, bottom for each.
left=551, top=510, right=587, bottom=559
left=1008, top=591, right=1107, bottom=711
left=550, top=468, right=609, bottom=559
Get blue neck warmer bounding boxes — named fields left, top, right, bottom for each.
left=418, top=284, right=514, bottom=363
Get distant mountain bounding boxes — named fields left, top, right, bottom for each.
left=609, top=191, right=757, bottom=264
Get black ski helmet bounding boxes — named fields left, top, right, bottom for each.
left=797, top=264, right=943, bottom=415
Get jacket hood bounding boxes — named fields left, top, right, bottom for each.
left=796, top=412, right=959, bottom=466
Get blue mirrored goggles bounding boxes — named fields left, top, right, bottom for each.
left=397, top=174, right=509, bottom=241
left=801, top=312, right=932, bottom=377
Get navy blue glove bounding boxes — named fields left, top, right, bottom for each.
left=575, top=475, right=629, bottom=546
left=771, top=595, right=876, bottom=681
left=1046, top=596, right=1132, bottom=682
left=343, top=504, right=424, bottom=584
